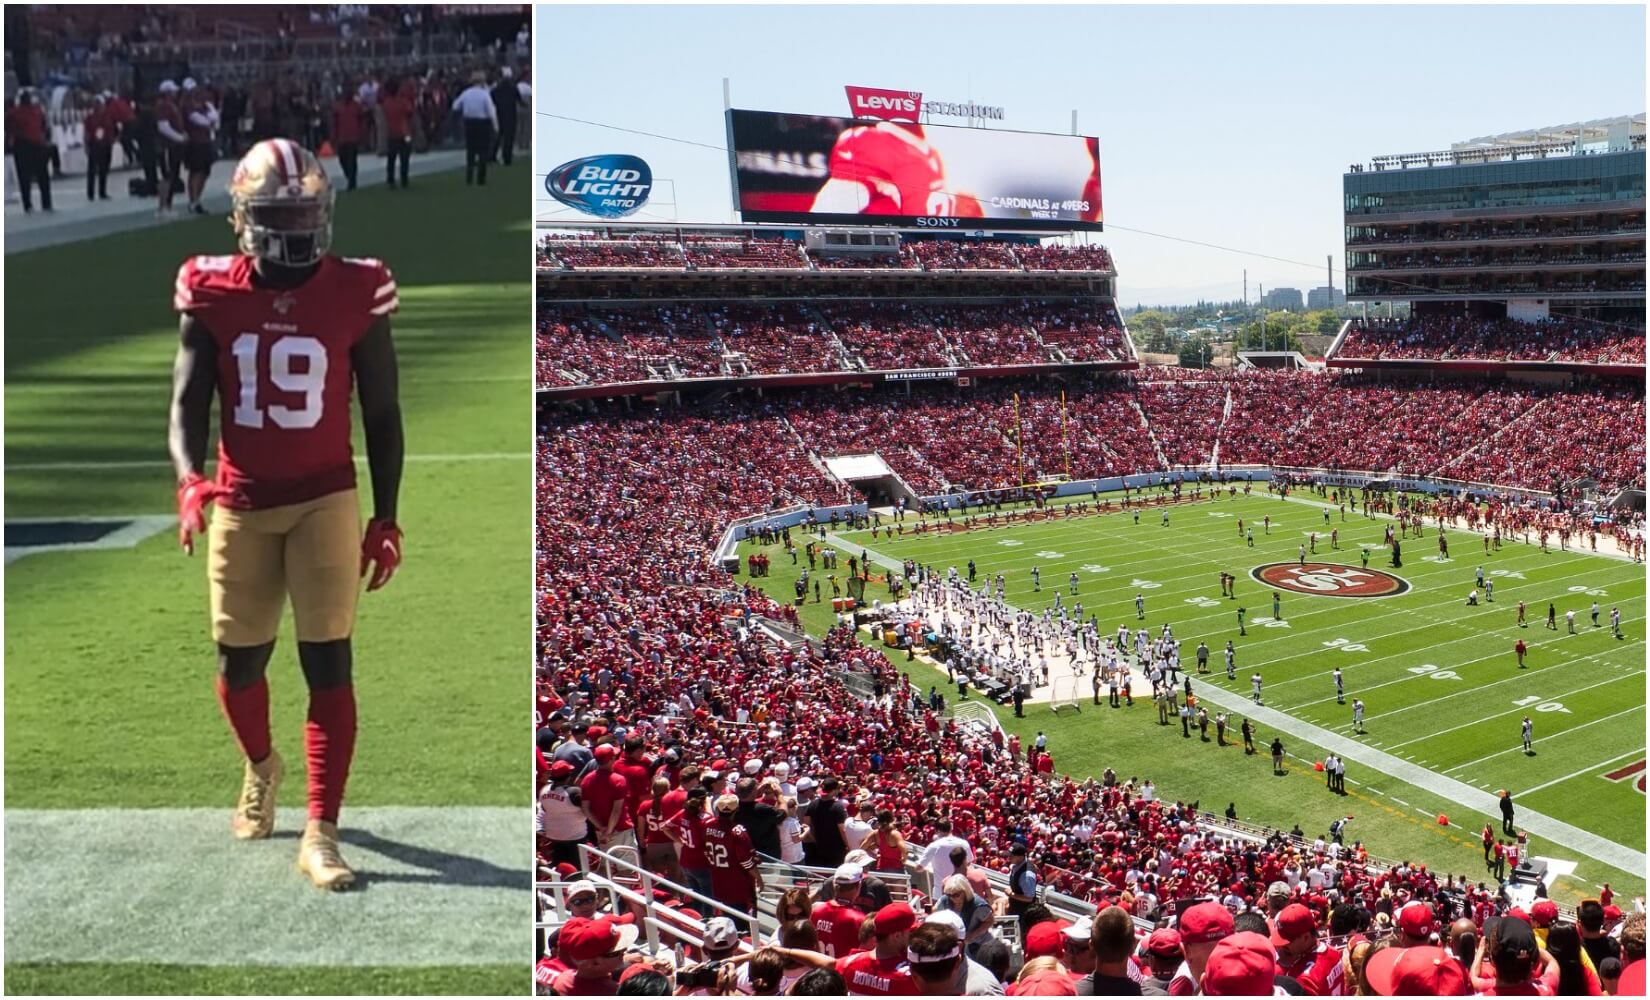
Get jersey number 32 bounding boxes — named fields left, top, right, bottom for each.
left=231, top=332, right=327, bottom=429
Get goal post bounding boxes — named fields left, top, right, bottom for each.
left=1049, top=674, right=1084, bottom=714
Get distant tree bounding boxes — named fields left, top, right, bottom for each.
left=1179, top=337, right=1211, bottom=368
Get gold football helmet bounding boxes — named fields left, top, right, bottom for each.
left=228, top=139, right=335, bottom=267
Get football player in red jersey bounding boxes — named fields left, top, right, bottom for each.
left=811, top=120, right=982, bottom=219
left=167, top=138, right=404, bottom=891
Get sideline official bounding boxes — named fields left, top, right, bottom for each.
left=452, top=72, right=497, bottom=186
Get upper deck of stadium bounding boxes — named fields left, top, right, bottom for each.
left=537, top=222, right=1130, bottom=396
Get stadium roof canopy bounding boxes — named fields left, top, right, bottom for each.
left=1352, top=113, right=1646, bottom=172
left=1451, top=114, right=1646, bottom=152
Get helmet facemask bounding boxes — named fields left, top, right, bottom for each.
left=234, top=194, right=335, bottom=267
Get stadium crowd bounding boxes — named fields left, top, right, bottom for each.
left=1336, top=317, right=1646, bottom=366
left=537, top=236, right=1122, bottom=275
left=534, top=399, right=1644, bottom=996
left=536, top=298, right=1131, bottom=385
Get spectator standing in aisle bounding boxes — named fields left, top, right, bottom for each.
left=1005, top=842, right=1038, bottom=918
left=453, top=71, right=497, bottom=186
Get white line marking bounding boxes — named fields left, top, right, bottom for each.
left=1442, top=707, right=1643, bottom=774
left=1515, top=749, right=1647, bottom=799
left=1379, top=674, right=1644, bottom=752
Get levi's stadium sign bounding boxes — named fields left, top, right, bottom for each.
left=845, top=86, right=922, bottom=123
left=546, top=154, right=652, bottom=219
left=1250, top=562, right=1410, bottom=599
left=845, top=85, right=1003, bottom=123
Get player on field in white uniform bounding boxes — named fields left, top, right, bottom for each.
left=1521, top=716, right=1533, bottom=754
left=1333, top=667, right=1344, bottom=705
left=1352, top=698, right=1366, bottom=734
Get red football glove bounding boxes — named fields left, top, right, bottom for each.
left=361, top=518, right=402, bottom=592
left=176, top=473, right=221, bottom=556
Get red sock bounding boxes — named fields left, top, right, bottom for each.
left=304, top=685, right=357, bottom=824
left=216, top=676, right=272, bottom=763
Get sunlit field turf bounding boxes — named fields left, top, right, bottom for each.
left=739, top=487, right=1646, bottom=906
left=5, top=167, right=531, bottom=994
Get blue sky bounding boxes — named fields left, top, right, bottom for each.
left=536, top=4, right=1645, bottom=305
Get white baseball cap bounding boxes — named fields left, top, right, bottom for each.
left=796, top=776, right=817, bottom=791
left=702, top=916, right=740, bottom=951
left=833, top=863, right=864, bottom=885
left=743, top=758, right=764, bottom=776
left=181, top=77, right=197, bottom=91
left=159, top=80, right=179, bottom=94
left=925, top=909, right=966, bottom=935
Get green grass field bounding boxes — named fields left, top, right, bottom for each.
left=5, top=167, right=531, bottom=993
left=739, top=488, right=1646, bottom=906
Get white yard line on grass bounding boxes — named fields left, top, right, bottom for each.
left=1441, top=707, right=1644, bottom=774
left=829, top=534, right=1650, bottom=879
left=1515, top=750, right=1647, bottom=799
left=1371, top=673, right=1642, bottom=750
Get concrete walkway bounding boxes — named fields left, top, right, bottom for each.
left=6, top=148, right=469, bottom=254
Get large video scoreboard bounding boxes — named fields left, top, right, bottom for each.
left=726, top=109, right=1103, bottom=232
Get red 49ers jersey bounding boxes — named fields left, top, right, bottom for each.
left=173, top=253, right=398, bottom=510
left=828, top=122, right=953, bottom=217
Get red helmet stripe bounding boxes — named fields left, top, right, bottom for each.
left=272, top=139, right=299, bottom=183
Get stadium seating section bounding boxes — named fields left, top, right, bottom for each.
left=1335, top=316, right=1646, bottom=365
left=538, top=235, right=1116, bottom=274
left=537, top=298, right=1131, bottom=385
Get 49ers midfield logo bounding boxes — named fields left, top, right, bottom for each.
left=1251, top=562, right=1410, bottom=598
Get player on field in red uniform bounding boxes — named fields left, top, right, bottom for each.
left=168, top=138, right=403, bottom=891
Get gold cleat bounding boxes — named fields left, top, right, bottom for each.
left=297, top=819, right=357, bottom=891
left=231, top=750, right=284, bottom=840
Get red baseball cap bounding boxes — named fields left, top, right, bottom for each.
left=1364, top=946, right=1470, bottom=996
left=1529, top=900, right=1559, bottom=927
left=587, top=725, right=608, bottom=739
left=548, top=760, right=576, bottom=779
left=1604, top=904, right=1624, bottom=922
left=1011, top=968, right=1079, bottom=996
left=1145, top=928, right=1184, bottom=957
left=1179, top=902, right=1236, bottom=944
left=1269, top=903, right=1317, bottom=947
left=874, top=902, right=917, bottom=937
left=1201, top=931, right=1279, bottom=995
left=1396, top=902, right=1435, bottom=938
left=560, top=916, right=638, bottom=962
left=593, top=744, right=619, bottom=763
left=1024, top=919, right=1071, bottom=959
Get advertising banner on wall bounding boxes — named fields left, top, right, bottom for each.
left=545, top=154, right=653, bottom=218
left=727, top=109, right=1102, bottom=231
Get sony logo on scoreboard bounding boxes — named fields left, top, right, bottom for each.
left=845, top=86, right=922, bottom=122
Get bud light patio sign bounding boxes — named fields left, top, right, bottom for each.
left=546, top=154, right=653, bottom=219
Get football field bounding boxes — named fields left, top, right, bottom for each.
left=740, top=488, right=1646, bottom=905
left=4, top=168, right=531, bottom=993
